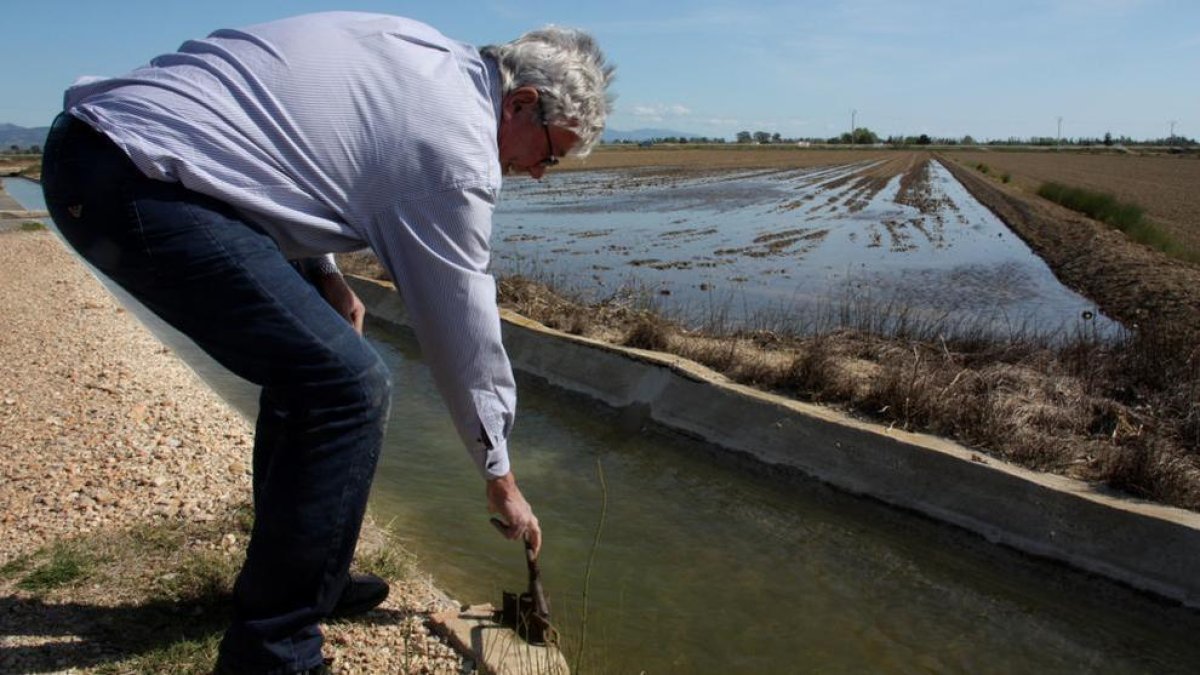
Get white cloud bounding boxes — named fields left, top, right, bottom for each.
left=629, top=103, right=693, bottom=121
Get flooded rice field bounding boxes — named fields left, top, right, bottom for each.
left=492, top=156, right=1120, bottom=338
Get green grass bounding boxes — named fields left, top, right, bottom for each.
left=355, top=542, right=415, bottom=582
left=1037, top=181, right=1144, bottom=229
left=150, top=550, right=239, bottom=604
left=16, top=543, right=94, bottom=593
left=1036, top=181, right=1198, bottom=262
left=93, top=633, right=223, bottom=675
left=0, top=553, right=34, bottom=579
left=19, top=220, right=45, bottom=231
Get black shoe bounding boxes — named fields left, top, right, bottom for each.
left=330, top=572, right=389, bottom=618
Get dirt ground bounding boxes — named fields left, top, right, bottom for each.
left=951, top=150, right=1200, bottom=253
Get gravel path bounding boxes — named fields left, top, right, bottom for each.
left=0, top=229, right=465, bottom=673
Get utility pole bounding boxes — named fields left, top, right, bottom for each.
left=1056, top=116, right=1063, bottom=151
left=1169, top=119, right=1177, bottom=143
left=850, top=109, right=856, bottom=146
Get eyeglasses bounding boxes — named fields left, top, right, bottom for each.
left=538, top=99, right=559, bottom=168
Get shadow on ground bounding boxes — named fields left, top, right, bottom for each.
left=0, top=594, right=419, bottom=673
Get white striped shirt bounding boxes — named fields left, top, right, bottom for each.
left=64, top=12, right=515, bottom=479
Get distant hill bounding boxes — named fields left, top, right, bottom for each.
left=0, top=124, right=50, bottom=151
left=602, top=128, right=711, bottom=143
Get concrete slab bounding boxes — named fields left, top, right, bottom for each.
left=429, top=604, right=569, bottom=675
left=348, top=275, right=1200, bottom=610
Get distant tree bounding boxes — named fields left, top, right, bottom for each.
left=752, top=131, right=771, bottom=144
left=1103, top=132, right=1113, bottom=147
left=771, top=132, right=782, bottom=144
left=736, top=131, right=752, bottom=144
left=8, top=145, right=18, bottom=154
left=29, top=144, right=41, bottom=155
left=916, top=134, right=931, bottom=145
left=961, top=135, right=975, bottom=145
left=846, top=127, right=878, bottom=144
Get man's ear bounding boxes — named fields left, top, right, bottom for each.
left=501, top=86, right=540, bottom=120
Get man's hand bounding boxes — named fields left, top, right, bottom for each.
left=487, top=472, right=542, bottom=558
left=315, top=272, right=366, bottom=334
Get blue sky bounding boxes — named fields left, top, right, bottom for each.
left=2, top=0, right=1196, bottom=140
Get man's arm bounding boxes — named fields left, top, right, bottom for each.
left=363, top=185, right=541, bottom=553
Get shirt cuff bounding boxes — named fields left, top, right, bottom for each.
left=473, top=430, right=511, bottom=480
left=301, top=254, right=340, bottom=277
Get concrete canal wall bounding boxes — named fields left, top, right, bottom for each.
left=349, top=275, right=1200, bottom=610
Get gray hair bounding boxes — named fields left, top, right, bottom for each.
left=482, top=26, right=615, bottom=156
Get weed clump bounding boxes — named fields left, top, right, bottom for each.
left=1037, top=182, right=1143, bottom=230
left=624, top=314, right=670, bottom=350
left=16, top=543, right=94, bottom=593
left=20, top=221, right=45, bottom=231
left=1035, top=181, right=1197, bottom=261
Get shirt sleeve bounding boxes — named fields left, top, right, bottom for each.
left=363, top=185, right=515, bottom=479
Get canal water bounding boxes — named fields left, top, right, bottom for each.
left=491, top=161, right=1119, bottom=340
left=12, top=176, right=1200, bottom=672
left=365, top=324, right=1200, bottom=674
left=2, top=176, right=49, bottom=221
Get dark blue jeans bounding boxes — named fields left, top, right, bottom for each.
left=41, top=114, right=391, bottom=673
